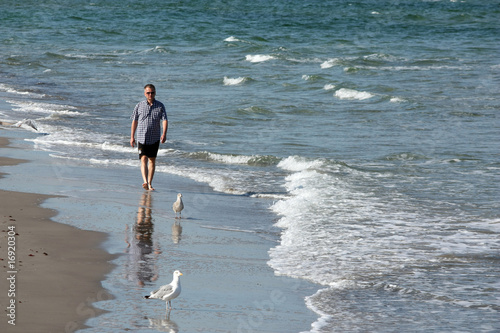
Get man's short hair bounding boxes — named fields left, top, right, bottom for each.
left=144, top=84, right=156, bottom=91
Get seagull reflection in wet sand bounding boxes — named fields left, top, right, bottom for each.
left=147, top=311, right=179, bottom=333
left=171, top=220, right=182, bottom=244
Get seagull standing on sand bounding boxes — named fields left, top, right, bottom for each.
left=144, top=270, right=183, bottom=310
left=173, top=193, right=184, bottom=218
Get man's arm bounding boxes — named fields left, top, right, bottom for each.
left=160, top=120, right=168, bottom=143
left=130, top=120, right=138, bottom=147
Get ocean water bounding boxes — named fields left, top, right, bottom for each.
left=1, top=0, right=500, bottom=332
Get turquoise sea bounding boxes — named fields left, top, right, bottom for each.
left=1, top=0, right=499, bottom=332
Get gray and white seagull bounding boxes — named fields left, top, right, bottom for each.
left=172, top=193, right=184, bottom=218
left=144, top=270, right=183, bottom=310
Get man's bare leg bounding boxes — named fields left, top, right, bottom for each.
left=140, top=155, right=149, bottom=189
left=147, top=157, right=156, bottom=190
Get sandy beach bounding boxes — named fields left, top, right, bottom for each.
left=0, top=136, right=116, bottom=333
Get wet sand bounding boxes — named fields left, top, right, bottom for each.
left=0, top=130, right=319, bottom=332
left=0, top=136, right=117, bottom=333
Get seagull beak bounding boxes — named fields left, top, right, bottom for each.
left=179, top=272, right=183, bottom=276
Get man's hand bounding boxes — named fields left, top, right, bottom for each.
left=160, top=134, right=166, bottom=144
left=130, top=120, right=138, bottom=147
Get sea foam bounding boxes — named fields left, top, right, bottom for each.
left=224, top=36, right=240, bottom=42
left=320, top=58, right=341, bottom=69
left=334, top=88, right=374, bottom=100
left=278, top=155, right=324, bottom=172
left=189, top=151, right=279, bottom=166
left=245, top=54, right=275, bottom=63
left=0, top=84, right=46, bottom=98
left=8, top=100, right=83, bottom=116
left=223, top=76, right=246, bottom=86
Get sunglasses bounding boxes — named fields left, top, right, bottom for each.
left=145, top=91, right=156, bottom=95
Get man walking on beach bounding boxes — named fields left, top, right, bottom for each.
left=130, top=84, right=168, bottom=191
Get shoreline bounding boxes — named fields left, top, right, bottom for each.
left=0, top=136, right=117, bottom=332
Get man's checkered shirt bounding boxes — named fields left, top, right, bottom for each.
left=131, top=100, right=168, bottom=145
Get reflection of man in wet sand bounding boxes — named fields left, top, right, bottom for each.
left=130, top=84, right=168, bottom=191
left=135, top=191, right=154, bottom=244
left=124, top=192, right=160, bottom=286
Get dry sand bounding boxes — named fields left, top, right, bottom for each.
left=0, top=137, right=116, bottom=333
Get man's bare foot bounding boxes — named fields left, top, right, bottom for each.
left=148, top=183, right=155, bottom=191
left=142, top=183, right=148, bottom=190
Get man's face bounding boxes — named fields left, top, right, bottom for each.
left=144, top=87, right=156, bottom=104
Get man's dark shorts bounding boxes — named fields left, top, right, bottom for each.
left=138, top=141, right=160, bottom=159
